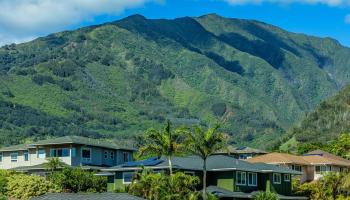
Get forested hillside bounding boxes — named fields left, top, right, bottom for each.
left=279, top=84, right=350, bottom=151
left=1, top=14, right=350, bottom=148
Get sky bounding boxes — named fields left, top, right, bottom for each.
left=0, top=0, right=349, bottom=47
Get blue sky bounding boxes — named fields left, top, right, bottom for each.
left=0, top=0, right=349, bottom=47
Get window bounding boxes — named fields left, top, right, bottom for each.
left=37, top=149, right=46, bottom=159
left=82, top=148, right=91, bottom=162
left=236, top=171, right=246, bottom=185
left=315, top=165, right=330, bottom=174
left=273, top=173, right=281, bottom=184
left=284, top=174, right=290, bottom=182
left=0, top=153, right=2, bottom=162
left=291, top=165, right=302, bottom=172
left=24, top=151, right=29, bottom=161
left=72, top=148, right=76, bottom=157
left=239, top=154, right=253, bottom=160
left=123, top=172, right=134, bottom=184
left=104, top=151, right=108, bottom=159
left=110, top=151, right=114, bottom=160
left=248, top=172, right=257, bottom=186
left=50, top=148, right=70, bottom=157
left=123, top=152, right=129, bottom=162
left=10, top=152, right=18, bottom=162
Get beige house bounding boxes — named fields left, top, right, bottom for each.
left=247, top=150, right=350, bottom=183
left=0, top=136, right=135, bottom=172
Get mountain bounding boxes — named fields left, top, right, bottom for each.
left=1, top=14, right=350, bottom=148
left=280, top=84, right=350, bottom=150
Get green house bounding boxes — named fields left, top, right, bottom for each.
left=101, top=155, right=307, bottom=199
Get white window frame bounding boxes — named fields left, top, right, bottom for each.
left=284, top=174, right=290, bottom=182
left=315, top=165, right=330, bottom=174
left=81, top=147, right=92, bottom=162
left=23, top=151, right=29, bottom=161
left=273, top=173, right=281, bottom=184
left=122, top=172, right=134, bottom=184
left=37, top=149, right=46, bottom=159
left=236, top=171, right=247, bottom=186
left=10, top=152, right=18, bottom=162
left=248, top=172, right=257, bottom=186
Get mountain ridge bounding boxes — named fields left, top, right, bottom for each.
left=0, top=14, right=350, bottom=149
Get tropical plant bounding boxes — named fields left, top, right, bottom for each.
left=138, top=121, right=183, bottom=174
left=6, top=174, right=60, bottom=200
left=183, top=125, right=228, bottom=200
left=44, top=157, right=66, bottom=172
left=48, top=167, right=107, bottom=193
left=253, top=191, right=279, bottom=200
left=128, top=170, right=200, bottom=200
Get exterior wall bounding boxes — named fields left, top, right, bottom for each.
left=268, top=173, right=292, bottom=195
left=0, top=144, right=134, bottom=170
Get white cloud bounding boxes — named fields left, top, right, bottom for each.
left=223, top=0, right=350, bottom=6
left=345, top=14, right=350, bottom=24
left=0, top=0, right=161, bottom=46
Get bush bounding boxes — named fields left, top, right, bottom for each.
left=48, top=167, right=107, bottom=193
left=253, top=191, right=279, bottom=200
left=128, top=170, right=200, bottom=200
left=6, top=174, right=60, bottom=200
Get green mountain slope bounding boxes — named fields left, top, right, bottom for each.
left=1, top=14, right=350, bottom=148
left=281, top=84, right=350, bottom=148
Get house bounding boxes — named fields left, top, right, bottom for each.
left=101, top=155, right=306, bottom=200
left=215, top=146, right=267, bottom=160
left=247, top=150, right=350, bottom=183
left=0, top=136, right=135, bottom=172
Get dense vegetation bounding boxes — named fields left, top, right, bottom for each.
left=1, top=14, right=350, bottom=148
left=0, top=167, right=106, bottom=200
left=278, top=83, right=350, bottom=151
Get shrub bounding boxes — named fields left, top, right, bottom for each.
left=6, top=174, right=60, bottom=200
left=253, top=191, right=279, bottom=200
left=128, top=170, right=200, bottom=200
left=48, top=167, right=107, bottom=193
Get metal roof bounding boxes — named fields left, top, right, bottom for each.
left=0, top=136, right=136, bottom=152
left=103, top=155, right=302, bottom=174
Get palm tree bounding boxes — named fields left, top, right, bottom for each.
left=138, top=121, right=183, bottom=175
left=45, top=157, right=65, bottom=172
left=184, top=125, right=228, bottom=200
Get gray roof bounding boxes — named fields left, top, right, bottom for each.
left=30, top=193, right=144, bottom=200
left=216, top=146, right=267, bottom=155
left=207, top=186, right=308, bottom=200
left=103, top=155, right=302, bottom=175
left=12, top=163, right=106, bottom=172
left=0, top=136, right=136, bottom=152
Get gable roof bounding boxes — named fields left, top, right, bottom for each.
left=303, top=150, right=350, bottom=167
left=0, top=136, right=136, bottom=152
left=248, top=151, right=350, bottom=167
left=103, top=155, right=302, bottom=174
left=215, top=145, right=267, bottom=155
left=247, top=152, right=310, bottom=165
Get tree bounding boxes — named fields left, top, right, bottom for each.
left=183, top=125, right=228, bottom=200
left=138, top=121, right=183, bottom=174
left=44, top=157, right=66, bottom=172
